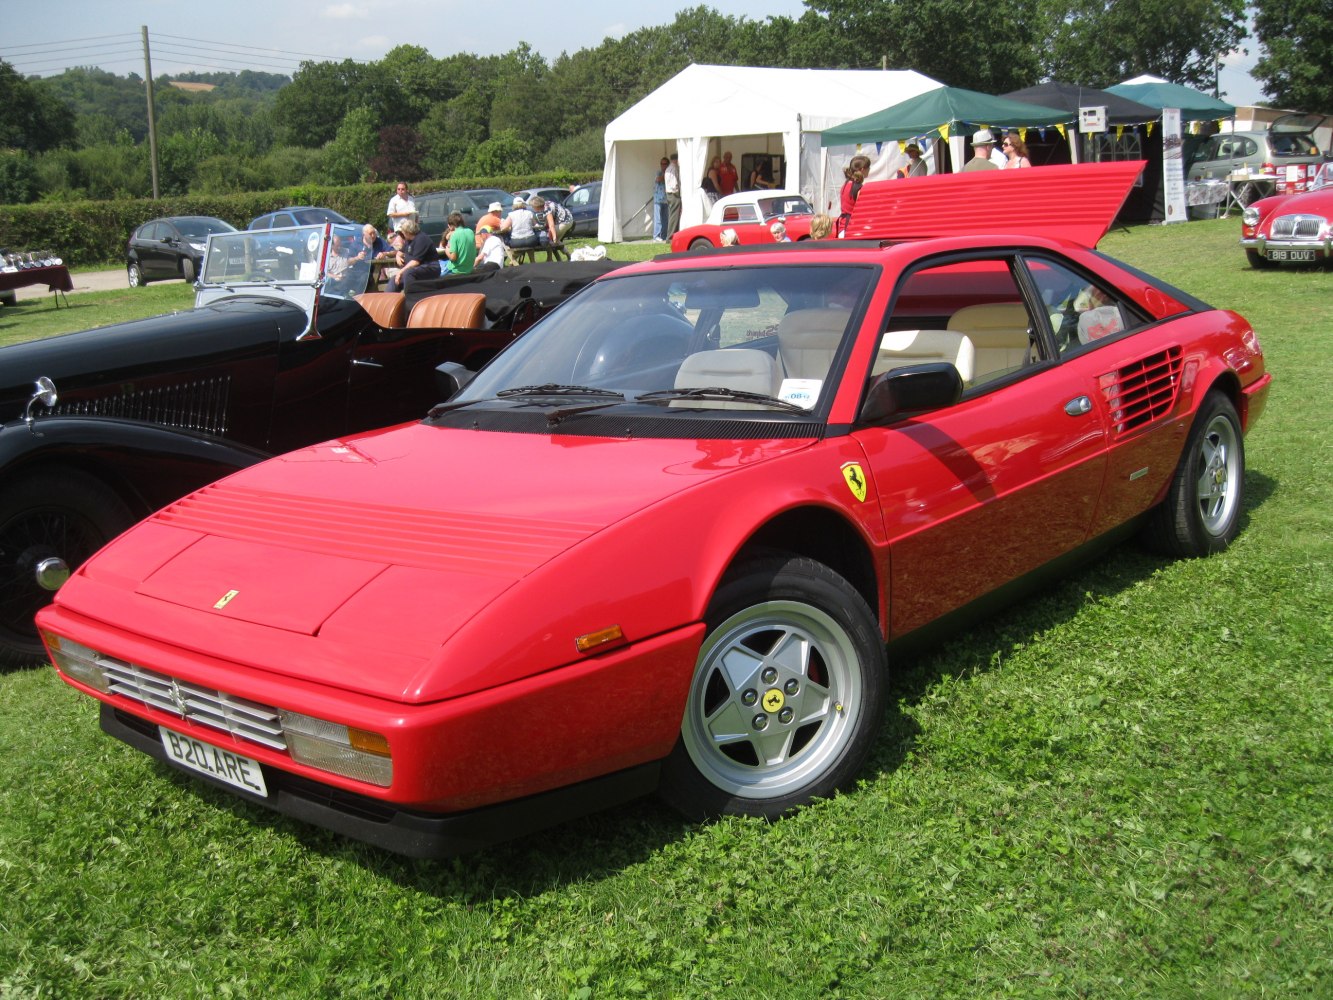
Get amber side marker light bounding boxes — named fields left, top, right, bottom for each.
left=575, top=625, right=627, bottom=655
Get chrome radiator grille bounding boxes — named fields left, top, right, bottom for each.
left=99, top=655, right=287, bottom=751
left=1271, top=214, right=1327, bottom=239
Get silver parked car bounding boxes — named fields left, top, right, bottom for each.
left=1188, top=113, right=1326, bottom=198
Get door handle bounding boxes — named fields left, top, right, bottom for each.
left=1064, top=396, right=1092, bottom=416
left=352, top=358, right=383, bottom=368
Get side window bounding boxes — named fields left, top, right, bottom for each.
left=722, top=207, right=740, bottom=222
left=1026, top=258, right=1136, bottom=356
left=571, top=189, right=588, bottom=208
left=1240, top=137, right=1259, bottom=158
left=141, top=223, right=162, bottom=241
left=886, top=258, right=1040, bottom=389
left=736, top=206, right=759, bottom=223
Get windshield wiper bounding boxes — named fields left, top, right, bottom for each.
left=427, top=385, right=626, bottom=420
left=496, top=384, right=625, bottom=399
left=636, top=386, right=812, bottom=413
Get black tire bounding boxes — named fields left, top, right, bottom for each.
left=181, top=257, right=196, bottom=282
left=659, top=554, right=886, bottom=821
left=127, top=262, right=144, bottom=287
left=689, top=238, right=714, bottom=251
left=1245, top=249, right=1272, bottom=270
left=0, top=469, right=137, bottom=667
left=1143, top=392, right=1244, bottom=557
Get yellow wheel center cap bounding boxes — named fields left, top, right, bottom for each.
left=762, top=688, right=785, bottom=712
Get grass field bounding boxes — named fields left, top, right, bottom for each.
left=1, top=219, right=1329, bottom=998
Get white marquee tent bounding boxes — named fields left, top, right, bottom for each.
left=597, top=64, right=943, bottom=242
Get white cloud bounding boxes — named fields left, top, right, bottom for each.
left=323, top=3, right=367, bottom=19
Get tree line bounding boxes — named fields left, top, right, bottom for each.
left=2, top=0, right=1327, bottom=206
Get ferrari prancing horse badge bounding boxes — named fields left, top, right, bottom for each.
left=841, top=462, right=867, bottom=503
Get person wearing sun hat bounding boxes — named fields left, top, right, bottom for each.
left=478, top=201, right=503, bottom=233
left=963, top=129, right=1000, bottom=172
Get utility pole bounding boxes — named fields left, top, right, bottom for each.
left=142, top=25, right=160, bottom=199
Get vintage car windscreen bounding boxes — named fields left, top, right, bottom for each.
left=197, top=223, right=363, bottom=312
left=440, top=264, right=873, bottom=429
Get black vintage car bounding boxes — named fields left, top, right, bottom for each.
left=0, top=223, right=618, bottom=665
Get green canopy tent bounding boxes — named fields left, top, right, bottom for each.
left=819, top=85, right=1071, bottom=174
left=820, top=85, right=1069, bottom=143
left=1105, top=78, right=1235, bottom=123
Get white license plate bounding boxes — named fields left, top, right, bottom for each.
left=159, top=727, right=268, bottom=797
left=1268, top=249, right=1316, bottom=262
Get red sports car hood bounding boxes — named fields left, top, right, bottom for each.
left=67, top=423, right=813, bottom=699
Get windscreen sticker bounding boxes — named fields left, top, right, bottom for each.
left=778, top=378, right=821, bottom=409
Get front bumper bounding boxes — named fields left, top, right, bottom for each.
left=103, top=704, right=660, bottom=858
left=1240, top=235, right=1332, bottom=263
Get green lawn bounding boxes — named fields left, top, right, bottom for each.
left=1, top=219, right=1329, bottom=998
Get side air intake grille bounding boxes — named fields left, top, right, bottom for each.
left=1100, top=346, right=1183, bottom=435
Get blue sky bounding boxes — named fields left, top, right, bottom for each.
left=3, top=0, right=1264, bottom=105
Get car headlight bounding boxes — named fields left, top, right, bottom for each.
left=279, top=710, right=393, bottom=786
left=42, top=631, right=111, bottom=692
left=1241, top=206, right=1260, bottom=227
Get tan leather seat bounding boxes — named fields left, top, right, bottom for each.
left=406, top=292, right=487, bottom=329
left=946, top=302, right=1032, bottom=376
left=355, top=292, right=406, bottom=329
left=672, top=349, right=780, bottom=409
left=776, top=308, right=851, bottom=379
left=873, top=330, right=975, bottom=383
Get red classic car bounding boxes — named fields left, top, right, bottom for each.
left=39, top=164, right=1271, bottom=857
left=671, top=190, right=816, bottom=251
left=1240, top=162, right=1333, bottom=267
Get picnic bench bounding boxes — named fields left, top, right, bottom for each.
left=509, top=242, right=570, bottom=264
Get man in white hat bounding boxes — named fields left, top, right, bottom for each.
left=963, top=129, right=1000, bottom=172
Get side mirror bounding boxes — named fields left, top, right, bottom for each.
left=24, top=376, right=59, bottom=428
left=434, top=361, right=474, bottom=402
left=858, top=363, right=962, bottom=424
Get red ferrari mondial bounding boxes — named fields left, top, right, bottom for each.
left=40, top=165, right=1270, bottom=857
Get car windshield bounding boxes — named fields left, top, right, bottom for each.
left=291, top=208, right=350, bottom=225
left=469, top=189, right=512, bottom=208
left=441, top=264, right=874, bottom=430
left=757, top=196, right=813, bottom=220
left=176, top=218, right=236, bottom=239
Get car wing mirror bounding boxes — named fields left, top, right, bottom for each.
left=858, top=363, right=962, bottom=424
left=434, top=361, right=474, bottom=402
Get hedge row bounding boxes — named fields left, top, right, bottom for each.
left=0, top=172, right=599, bottom=268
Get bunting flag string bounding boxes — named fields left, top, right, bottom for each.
left=1055, top=123, right=1066, bottom=141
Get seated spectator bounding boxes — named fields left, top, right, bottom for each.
left=769, top=221, right=791, bottom=242
left=808, top=214, right=833, bottom=239
left=477, top=201, right=503, bottom=233
left=354, top=224, right=389, bottom=261
left=720, top=228, right=740, bottom=246
left=499, top=196, right=540, bottom=250
left=550, top=196, right=574, bottom=242
left=530, top=196, right=559, bottom=246
left=475, top=226, right=507, bottom=269
left=388, top=219, right=439, bottom=291
left=324, top=234, right=351, bottom=283
left=440, top=211, right=476, bottom=275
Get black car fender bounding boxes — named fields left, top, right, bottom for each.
left=0, top=415, right=271, bottom=519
